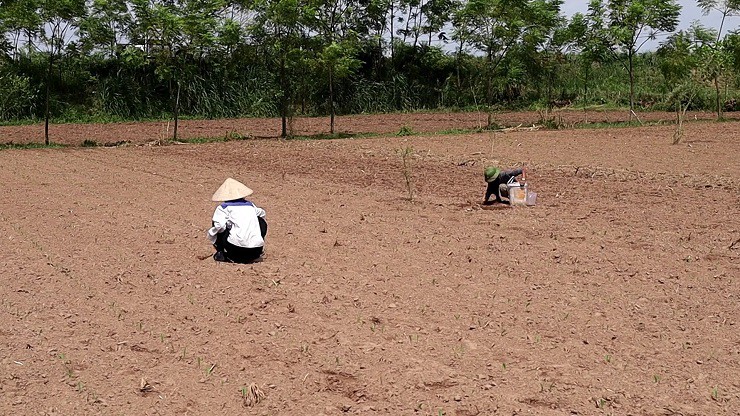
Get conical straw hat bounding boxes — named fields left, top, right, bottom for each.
left=211, top=178, right=253, bottom=201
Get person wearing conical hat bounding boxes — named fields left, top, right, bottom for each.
left=207, top=178, right=268, bottom=263
left=484, top=166, right=526, bottom=204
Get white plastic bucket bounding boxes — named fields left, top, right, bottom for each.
left=507, top=182, right=528, bottom=206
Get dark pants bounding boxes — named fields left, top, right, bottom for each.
left=214, top=217, right=267, bottom=263
left=221, top=242, right=263, bottom=263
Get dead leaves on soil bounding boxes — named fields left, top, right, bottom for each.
left=138, top=378, right=154, bottom=395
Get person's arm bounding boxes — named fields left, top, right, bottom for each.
left=498, top=168, right=524, bottom=184
left=484, top=181, right=495, bottom=202
left=207, top=206, right=228, bottom=244
left=253, top=205, right=266, bottom=218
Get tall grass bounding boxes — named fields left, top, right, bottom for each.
left=0, top=49, right=738, bottom=124
left=0, top=73, right=37, bottom=120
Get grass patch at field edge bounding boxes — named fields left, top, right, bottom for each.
left=0, top=142, right=66, bottom=150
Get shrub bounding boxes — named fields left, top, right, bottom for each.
left=0, top=74, right=37, bottom=121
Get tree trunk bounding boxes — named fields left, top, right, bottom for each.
left=714, top=77, right=722, bottom=120
left=390, top=1, right=395, bottom=63
left=329, top=9, right=336, bottom=135
left=26, top=29, right=35, bottom=55
left=583, top=64, right=589, bottom=110
left=403, top=6, right=412, bottom=44
left=717, top=12, right=726, bottom=43
left=280, top=55, right=287, bottom=138
left=412, top=4, right=421, bottom=48
left=456, top=41, right=463, bottom=88
left=377, top=30, right=383, bottom=77
left=628, top=51, right=635, bottom=123
left=546, top=58, right=553, bottom=110
left=485, top=48, right=493, bottom=107
left=390, top=3, right=399, bottom=110
left=672, top=99, right=683, bottom=145
left=281, top=111, right=287, bottom=138
left=485, top=47, right=495, bottom=128
left=173, top=80, right=181, bottom=141
left=13, top=30, right=20, bottom=61
left=329, top=66, right=335, bottom=134
left=44, top=47, right=54, bottom=146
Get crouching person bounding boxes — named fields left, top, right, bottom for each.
left=484, top=166, right=527, bottom=204
left=207, top=178, right=268, bottom=263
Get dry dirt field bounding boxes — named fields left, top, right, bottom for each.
left=1, top=109, right=739, bottom=145
left=1, top=115, right=738, bottom=416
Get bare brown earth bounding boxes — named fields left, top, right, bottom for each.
left=1, top=109, right=739, bottom=145
left=0, top=116, right=738, bottom=416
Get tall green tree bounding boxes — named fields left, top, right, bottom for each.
left=396, top=0, right=421, bottom=46
left=697, top=0, right=739, bottom=118
left=39, top=0, right=86, bottom=144
left=450, top=0, right=470, bottom=89
left=361, top=0, right=390, bottom=75
left=422, top=0, right=455, bottom=46
left=658, top=29, right=699, bottom=143
left=522, top=0, right=568, bottom=107
left=251, top=0, right=311, bottom=137
left=697, top=0, right=740, bottom=41
left=128, top=0, right=223, bottom=139
left=178, top=0, right=226, bottom=121
left=316, top=41, right=361, bottom=133
left=78, top=0, right=132, bottom=56
left=452, top=0, right=563, bottom=123
left=396, top=0, right=454, bottom=48
left=309, top=0, right=364, bottom=133
left=570, top=1, right=611, bottom=107
left=695, top=27, right=733, bottom=119
left=129, top=0, right=185, bottom=139
left=598, top=0, right=681, bottom=119
left=0, top=0, right=42, bottom=60
left=726, top=30, right=740, bottom=76
left=0, top=4, right=12, bottom=58
left=0, top=0, right=40, bottom=121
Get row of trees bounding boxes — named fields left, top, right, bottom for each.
left=1, top=0, right=739, bottom=140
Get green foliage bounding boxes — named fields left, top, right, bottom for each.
left=397, top=125, right=414, bottom=136
left=0, top=141, right=65, bottom=150
left=591, top=0, right=681, bottom=112
left=320, top=42, right=361, bottom=79
left=726, top=31, right=740, bottom=74
left=345, top=79, right=397, bottom=113
left=697, top=1, right=740, bottom=40
left=78, top=0, right=131, bottom=55
left=0, top=73, right=37, bottom=119
left=453, top=0, right=564, bottom=105
left=0, top=0, right=739, bottom=128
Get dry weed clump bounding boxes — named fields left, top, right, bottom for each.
left=241, top=383, right=265, bottom=407
left=138, top=378, right=154, bottom=394
left=397, top=146, right=415, bottom=201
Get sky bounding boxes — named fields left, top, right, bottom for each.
left=561, top=0, right=740, bottom=49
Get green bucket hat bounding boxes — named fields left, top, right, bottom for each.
left=484, top=166, right=501, bottom=183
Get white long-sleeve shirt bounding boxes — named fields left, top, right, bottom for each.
left=207, top=200, right=266, bottom=248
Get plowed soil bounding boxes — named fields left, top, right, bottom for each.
left=1, top=109, right=738, bottom=145
left=1, top=115, right=738, bottom=416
